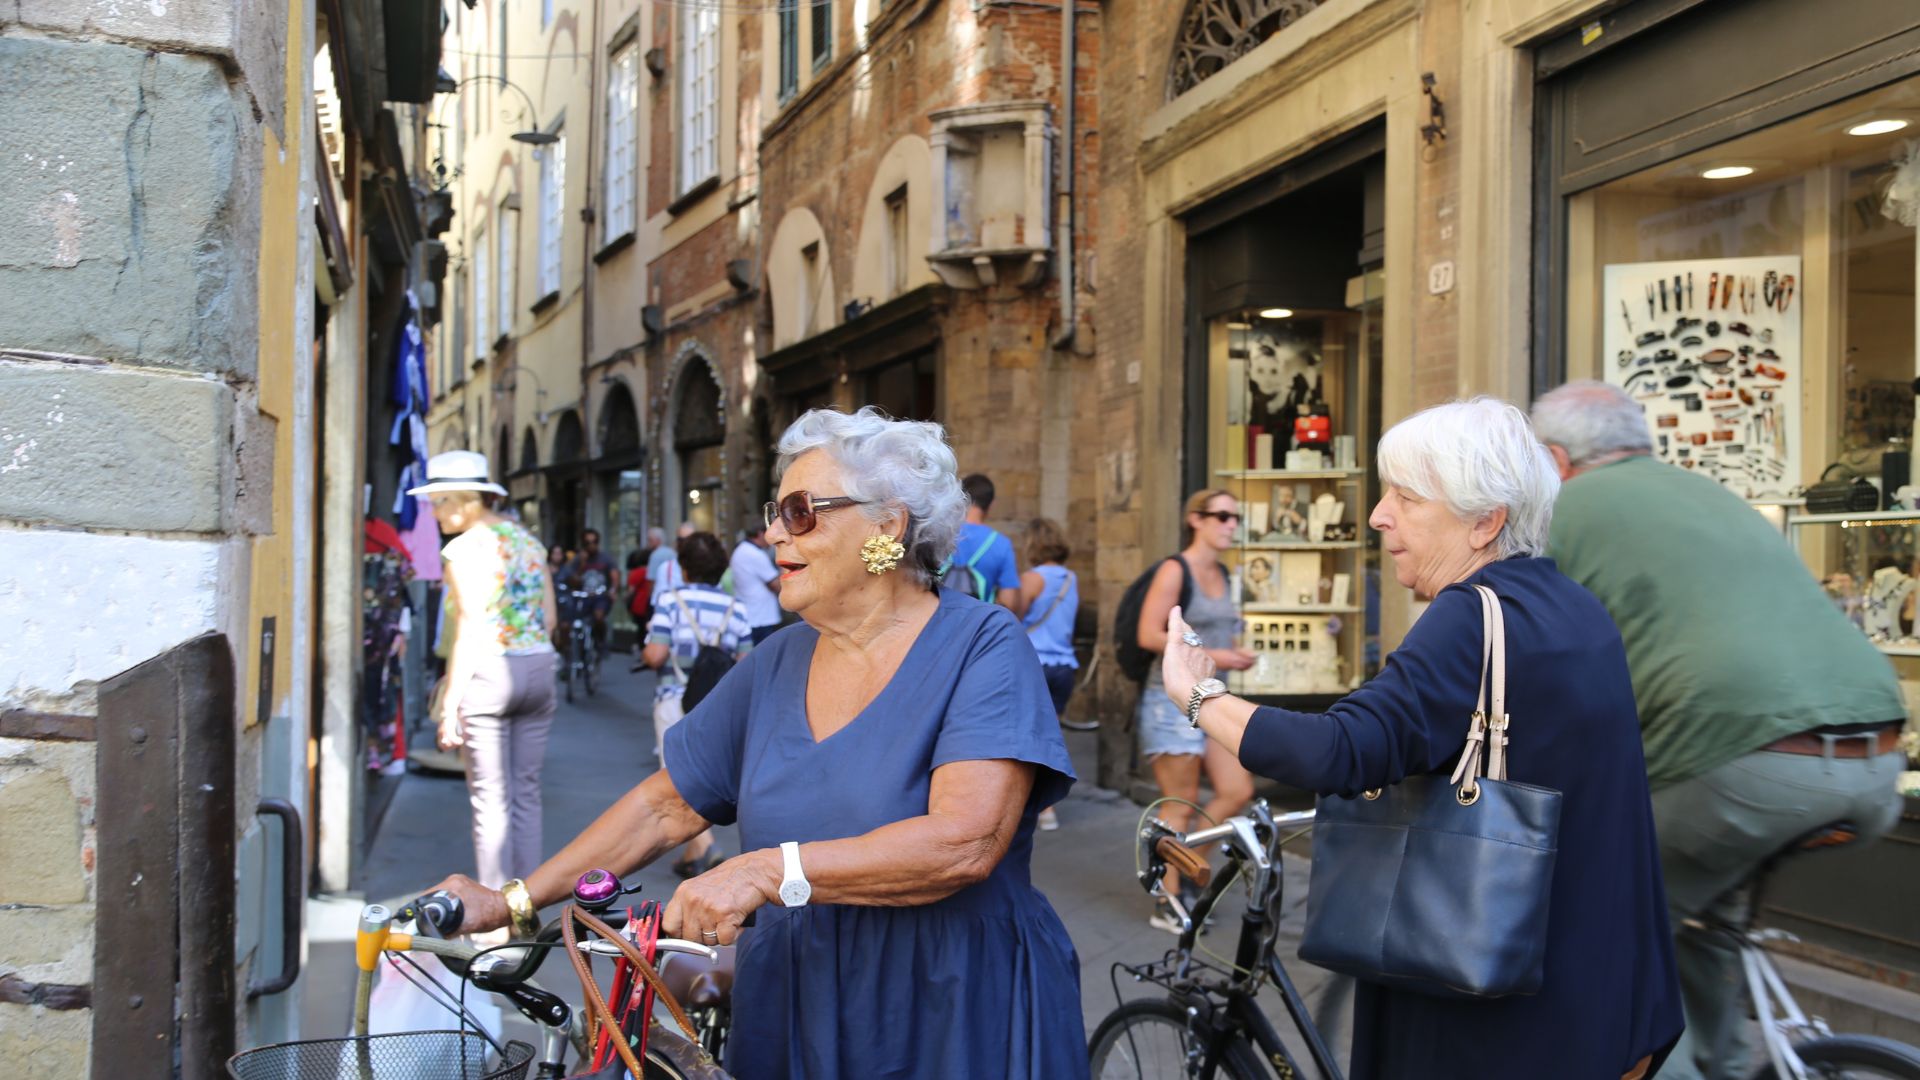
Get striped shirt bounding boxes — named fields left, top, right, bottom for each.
left=646, top=584, right=753, bottom=702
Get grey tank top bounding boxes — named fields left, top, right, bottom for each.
left=1147, top=559, right=1241, bottom=687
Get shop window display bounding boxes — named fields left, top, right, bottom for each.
left=1565, top=77, right=1920, bottom=663
left=1206, top=283, right=1382, bottom=701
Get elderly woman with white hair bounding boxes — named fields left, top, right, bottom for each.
left=432, top=407, right=1085, bottom=1080
left=1163, top=399, right=1683, bottom=1080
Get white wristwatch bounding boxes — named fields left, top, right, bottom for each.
left=778, top=841, right=812, bottom=908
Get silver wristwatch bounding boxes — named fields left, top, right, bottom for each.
left=1187, top=678, right=1229, bottom=728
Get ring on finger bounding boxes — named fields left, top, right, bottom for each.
left=700, top=929, right=720, bottom=942
left=1181, top=631, right=1203, bottom=647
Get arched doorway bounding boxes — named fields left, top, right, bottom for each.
left=549, top=410, right=588, bottom=548
left=670, top=355, right=726, bottom=534
left=594, top=381, right=647, bottom=565
left=516, top=426, right=542, bottom=529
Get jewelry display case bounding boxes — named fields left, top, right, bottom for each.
left=1787, top=508, right=1920, bottom=659
left=1204, top=276, right=1383, bottom=704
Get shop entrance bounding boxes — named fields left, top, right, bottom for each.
left=1181, top=124, right=1387, bottom=705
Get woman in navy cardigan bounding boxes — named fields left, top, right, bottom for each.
left=1165, top=399, right=1683, bottom=1079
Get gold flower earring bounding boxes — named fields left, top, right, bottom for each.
left=860, top=535, right=906, bottom=575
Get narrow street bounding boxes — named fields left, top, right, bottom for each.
left=307, top=661, right=1354, bottom=1068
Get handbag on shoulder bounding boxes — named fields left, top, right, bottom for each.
left=1297, top=584, right=1563, bottom=999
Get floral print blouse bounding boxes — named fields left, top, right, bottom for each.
left=442, top=521, right=554, bottom=655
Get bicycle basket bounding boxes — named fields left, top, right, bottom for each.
left=227, top=1031, right=534, bottom=1080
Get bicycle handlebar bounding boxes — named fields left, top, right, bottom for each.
left=1155, top=837, right=1212, bottom=887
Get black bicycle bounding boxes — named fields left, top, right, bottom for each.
left=1089, top=799, right=1343, bottom=1080
left=560, top=581, right=606, bottom=703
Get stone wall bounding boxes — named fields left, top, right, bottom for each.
left=0, top=0, right=293, bottom=1067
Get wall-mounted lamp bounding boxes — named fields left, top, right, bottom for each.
left=1420, top=73, right=1448, bottom=147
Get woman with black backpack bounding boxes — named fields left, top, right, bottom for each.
left=1132, top=489, right=1258, bottom=932
left=641, top=530, right=753, bottom=877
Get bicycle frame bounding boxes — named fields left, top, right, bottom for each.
left=1118, top=803, right=1345, bottom=1080
left=1687, top=918, right=1829, bottom=1080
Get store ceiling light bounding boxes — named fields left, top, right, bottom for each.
left=1700, top=165, right=1755, bottom=180
left=1258, top=307, right=1294, bottom=319
left=1847, top=118, right=1909, bottom=137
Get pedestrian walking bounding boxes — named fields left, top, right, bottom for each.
left=1020, top=517, right=1085, bottom=832
left=730, top=522, right=785, bottom=644
left=1132, top=489, right=1257, bottom=930
left=943, top=472, right=1025, bottom=614
left=1534, top=381, right=1908, bottom=1080
left=428, top=406, right=1087, bottom=1080
left=1164, top=398, right=1683, bottom=1079
left=410, top=451, right=559, bottom=903
left=652, top=521, right=697, bottom=596
left=640, top=530, right=752, bottom=877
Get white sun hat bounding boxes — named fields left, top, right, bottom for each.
left=406, top=450, right=509, bottom=497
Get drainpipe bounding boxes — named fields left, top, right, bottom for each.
left=1050, top=0, right=1077, bottom=351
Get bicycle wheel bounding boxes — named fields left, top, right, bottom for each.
left=583, top=641, right=599, bottom=697
left=1089, top=998, right=1268, bottom=1080
left=1748, top=1035, right=1920, bottom=1079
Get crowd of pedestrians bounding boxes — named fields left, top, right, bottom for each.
left=395, top=382, right=1909, bottom=1079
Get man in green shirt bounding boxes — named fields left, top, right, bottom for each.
left=1532, top=381, right=1908, bottom=1080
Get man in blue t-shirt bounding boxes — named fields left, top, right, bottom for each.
left=948, top=473, right=1026, bottom=617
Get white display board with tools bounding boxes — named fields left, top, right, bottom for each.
left=1602, top=255, right=1802, bottom=498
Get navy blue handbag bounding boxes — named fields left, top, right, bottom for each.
left=1298, top=585, right=1562, bottom=999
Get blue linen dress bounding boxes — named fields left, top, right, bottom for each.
left=1237, top=557, right=1684, bottom=1079
left=663, top=586, right=1089, bottom=1079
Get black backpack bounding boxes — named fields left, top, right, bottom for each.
left=1112, top=556, right=1194, bottom=682
left=671, top=592, right=739, bottom=712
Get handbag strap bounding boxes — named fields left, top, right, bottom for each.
left=1025, top=569, right=1073, bottom=635
left=1448, top=584, right=1510, bottom=798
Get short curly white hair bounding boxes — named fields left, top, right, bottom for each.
left=1376, top=397, right=1561, bottom=560
left=775, top=406, right=967, bottom=586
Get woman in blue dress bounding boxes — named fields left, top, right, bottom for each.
left=434, top=406, right=1086, bottom=1079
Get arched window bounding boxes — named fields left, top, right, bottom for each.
left=1168, top=0, right=1325, bottom=100
left=596, top=382, right=642, bottom=461
left=520, top=426, right=541, bottom=474
left=552, top=411, right=587, bottom=465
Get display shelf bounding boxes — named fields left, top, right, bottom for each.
left=1787, top=510, right=1920, bottom=527
left=1216, top=468, right=1365, bottom=481
left=1242, top=604, right=1363, bottom=615
left=1231, top=541, right=1361, bottom=552
left=1876, top=643, right=1920, bottom=657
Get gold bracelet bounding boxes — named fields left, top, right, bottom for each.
left=501, top=878, right=537, bottom=939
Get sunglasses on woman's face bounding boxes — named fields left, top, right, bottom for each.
left=1194, top=510, right=1242, bottom=524
left=764, top=490, right=866, bottom=536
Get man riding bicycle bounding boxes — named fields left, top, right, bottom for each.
left=563, top=528, right=617, bottom=657
left=1535, top=383, right=1909, bottom=1080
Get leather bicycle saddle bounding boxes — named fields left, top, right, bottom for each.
left=660, top=945, right=737, bottom=1009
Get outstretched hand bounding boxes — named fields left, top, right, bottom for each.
left=1161, top=605, right=1219, bottom=708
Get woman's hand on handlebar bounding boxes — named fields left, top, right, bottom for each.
left=428, top=873, right=510, bottom=935
left=662, top=850, right=777, bottom=948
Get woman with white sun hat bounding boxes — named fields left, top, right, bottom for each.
left=409, top=450, right=560, bottom=901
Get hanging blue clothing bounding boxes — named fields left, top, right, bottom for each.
left=663, top=586, right=1087, bottom=1080
left=1237, top=557, right=1683, bottom=1079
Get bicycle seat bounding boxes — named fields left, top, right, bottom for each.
left=659, top=945, right=735, bottom=1009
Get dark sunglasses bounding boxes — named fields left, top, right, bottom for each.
left=764, top=491, right=865, bottom=536
left=1194, top=509, right=1242, bottom=524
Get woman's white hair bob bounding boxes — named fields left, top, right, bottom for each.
left=774, top=406, right=968, bottom=586
left=1376, top=397, right=1561, bottom=559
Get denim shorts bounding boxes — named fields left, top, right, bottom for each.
left=1138, top=685, right=1205, bottom=758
